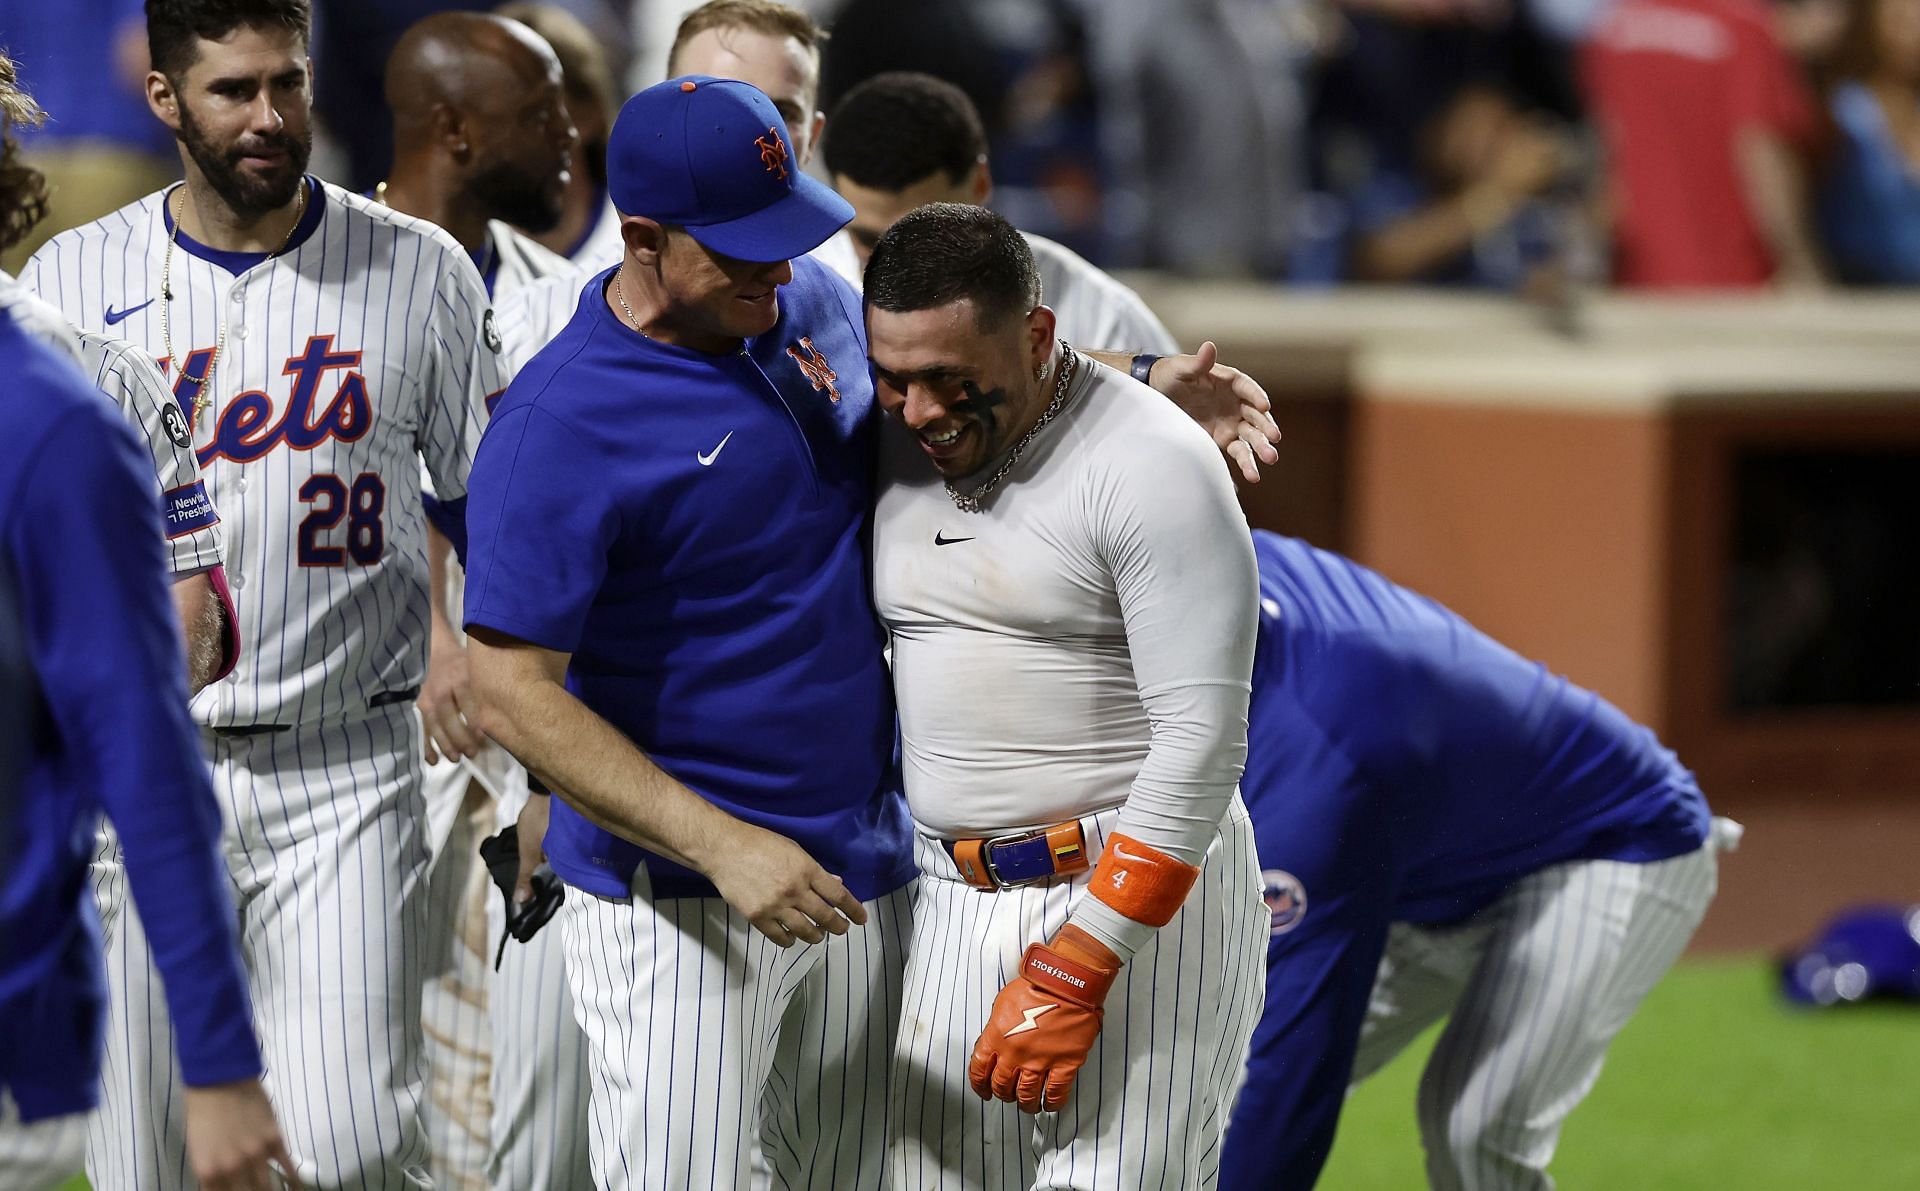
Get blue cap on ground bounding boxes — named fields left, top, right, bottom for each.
left=605, top=75, right=854, bottom=263
left=1779, top=904, right=1920, bottom=1006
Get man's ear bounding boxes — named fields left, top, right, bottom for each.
left=805, top=110, right=827, bottom=165
left=621, top=216, right=667, bottom=265
left=146, top=70, right=181, bottom=134
left=435, top=105, right=471, bottom=160
left=969, top=158, right=992, bottom=205
left=1028, top=304, right=1059, bottom=367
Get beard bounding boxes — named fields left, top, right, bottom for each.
left=177, top=101, right=310, bottom=219
left=469, top=158, right=565, bottom=234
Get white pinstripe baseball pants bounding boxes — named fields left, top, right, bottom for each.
left=84, top=705, right=433, bottom=1190
left=561, top=871, right=914, bottom=1190
left=889, top=799, right=1268, bottom=1191
left=0, top=1093, right=85, bottom=1191
left=485, top=877, right=593, bottom=1191
left=1349, top=818, right=1737, bottom=1191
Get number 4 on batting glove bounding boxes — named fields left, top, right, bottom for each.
left=969, top=923, right=1121, bottom=1113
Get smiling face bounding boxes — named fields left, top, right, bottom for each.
left=867, top=298, right=1054, bottom=478
left=653, top=224, right=795, bottom=344
left=158, top=23, right=313, bottom=218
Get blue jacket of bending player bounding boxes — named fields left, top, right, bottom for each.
left=1221, top=531, right=1708, bottom=1188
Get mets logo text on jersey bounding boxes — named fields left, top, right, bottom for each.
left=786, top=336, right=839, bottom=402
left=165, top=335, right=372, bottom=468
left=1262, top=869, right=1308, bottom=936
left=756, top=127, right=789, bottom=181
left=165, top=335, right=386, bottom=567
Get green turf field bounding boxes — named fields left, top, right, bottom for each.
left=57, top=956, right=1920, bottom=1190
left=1319, top=956, right=1920, bottom=1189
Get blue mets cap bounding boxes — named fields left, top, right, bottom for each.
left=605, top=75, right=853, bottom=264
left=1779, top=904, right=1920, bottom=1007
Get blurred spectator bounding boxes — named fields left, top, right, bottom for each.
left=816, top=0, right=1007, bottom=133
left=496, top=2, right=626, bottom=263
left=1301, top=0, right=1588, bottom=284
left=1076, top=0, right=1309, bottom=274
left=1775, top=0, right=1853, bottom=80
left=1582, top=0, right=1829, bottom=287
left=1343, top=83, right=1587, bottom=291
left=0, top=1, right=176, bottom=272
left=1819, top=0, right=1920, bottom=282
left=315, top=0, right=491, bottom=193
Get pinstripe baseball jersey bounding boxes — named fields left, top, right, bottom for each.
left=0, top=273, right=222, bottom=576
left=484, top=219, right=582, bottom=298
left=25, top=178, right=506, bottom=728
left=562, top=193, right=626, bottom=268
left=76, top=333, right=223, bottom=575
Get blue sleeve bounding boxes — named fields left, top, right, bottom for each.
left=421, top=492, right=470, bottom=566
left=1821, top=92, right=1920, bottom=283
left=462, top=405, right=618, bottom=651
left=10, top=410, right=261, bottom=1087
left=1221, top=699, right=1404, bottom=1189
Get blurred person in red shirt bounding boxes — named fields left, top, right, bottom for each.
left=1583, top=0, right=1828, bottom=287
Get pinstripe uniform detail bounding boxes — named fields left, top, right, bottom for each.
left=1350, top=828, right=1729, bottom=1191
left=891, top=804, right=1265, bottom=1190
left=463, top=266, right=597, bottom=1189
left=484, top=875, right=593, bottom=1190
left=415, top=215, right=583, bottom=1191
left=0, top=274, right=224, bottom=573
left=76, top=331, right=226, bottom=572
left=561, top=882, right=913, bottom=1190
left=27, top=180, right=502, bottom=1191
left=0, top=1092, right=87, bottom=1191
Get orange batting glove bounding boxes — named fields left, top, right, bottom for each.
left=968, top=923, right=1121, bottom=1114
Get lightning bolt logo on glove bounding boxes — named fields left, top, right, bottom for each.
left=968, top=924, right=1120, bottom=1113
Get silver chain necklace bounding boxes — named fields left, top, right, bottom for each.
left=947, top=341, right=1077, bottom=514
left=612, top=265, right=654, bottom=339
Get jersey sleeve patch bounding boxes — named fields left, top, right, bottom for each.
left=163, top=479, right=221, bottom=539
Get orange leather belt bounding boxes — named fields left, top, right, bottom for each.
left=942, top=820, right=1091, bottom=890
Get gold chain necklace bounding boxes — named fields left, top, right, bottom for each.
left=947, top=341, right=1078, bottom=514
left=162, top=181, right=310, bottom=428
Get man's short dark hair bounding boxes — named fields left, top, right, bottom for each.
left=865, top=203, right=1038, bottom=332
left=146, top=0, right=313, bottom=79
left=822, top=71, right=985, bottom=192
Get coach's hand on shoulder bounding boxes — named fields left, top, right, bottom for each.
left=702, top=821, right=870, bottom=947
left=1150, top=341, right=1282, bottom=484
left=184, top=1078, right=302, bottom=1190
left=970, top=923, right=1121, bottom=1114
left=420, top=625, right=485, bottom=764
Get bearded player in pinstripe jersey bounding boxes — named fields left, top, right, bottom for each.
left=24, top=1, right=507, bottom=1186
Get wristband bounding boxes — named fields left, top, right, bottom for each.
left=1089, top=832, right=1201, bottom=927
left=1128, top=353, right=1161, bottom=386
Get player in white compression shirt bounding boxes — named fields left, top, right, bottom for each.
left=869, top=204, right=1265, bottom=1190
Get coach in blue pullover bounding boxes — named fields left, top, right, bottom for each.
left=0, top=305, right=292, bottom=1189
